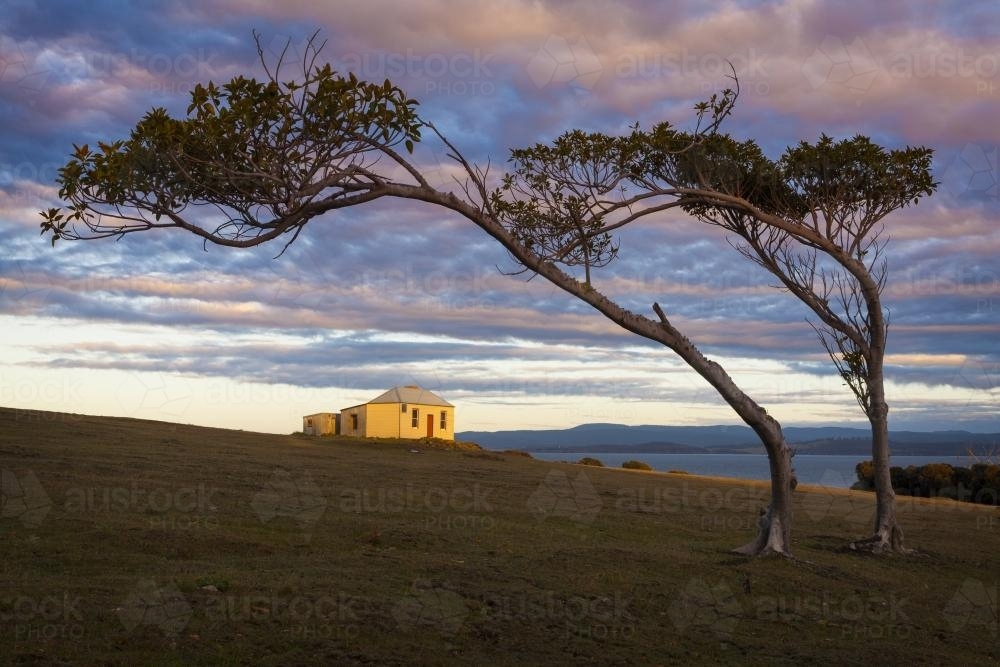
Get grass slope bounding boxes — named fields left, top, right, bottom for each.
left=1, top=407, right=997, bottom=665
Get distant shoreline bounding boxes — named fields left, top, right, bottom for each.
left=521, top=451, right=985, bottom=488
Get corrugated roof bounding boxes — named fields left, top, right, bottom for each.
left=367, top=385, right=453, bottom=407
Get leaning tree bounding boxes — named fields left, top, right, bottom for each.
left=490, top=119, right=934, bottom=554
left=654, top=134, right=935, bottom=552
left=39, top=36, right=798, bottom=555
left=39, top=35, right=933, bottom=555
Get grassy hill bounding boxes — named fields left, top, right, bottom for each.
left=1, top=407, right=997, bottom=665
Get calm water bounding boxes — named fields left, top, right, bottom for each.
left=526, top=452, right=978, bottom=488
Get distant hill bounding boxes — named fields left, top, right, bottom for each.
left=458, top=423, right=1000, bottom=457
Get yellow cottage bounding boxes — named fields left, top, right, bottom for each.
left=337, top=386, right=455, bottom=441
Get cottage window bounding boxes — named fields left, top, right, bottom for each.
left=411, top=408, right=419, bottom=428
left=440, top=412, right=447, bottom=429
left=350, top=413, right=358, bottom=430
left=401, top=403, right=407, bottom=413
left=306, top=418, right=313, bottom=427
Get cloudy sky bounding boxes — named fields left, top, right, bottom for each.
left=0, top=0, right=997, bottom=435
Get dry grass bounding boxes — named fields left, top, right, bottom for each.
left=1, top=406, right=997, bottom=665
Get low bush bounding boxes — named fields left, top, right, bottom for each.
left=577, top=457, right=604, bottom=467
left=502, top=449, right=533, bottom=458
left=622, top=460, right=653, bottom=471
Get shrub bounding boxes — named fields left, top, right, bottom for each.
left=502, top=449, right=533, bottom=458
left=622, top=460, right=653, bottom=471
left=463, top=451, right=503, bottom=461
left=868, top=461, right=1000, bottom=506
left=855, top=460, right=875, bottom=485
left=918, top=463, right=955, bottom=497
left=667, top=469, right=689, bottom=475
left=577, top=457, right=604, bottom=467
left=889, top=466, right=908, bottom=490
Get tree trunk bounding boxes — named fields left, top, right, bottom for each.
left=638, top=319, right=795, bottom=557
left=851, top=365, right=905, bottom=553
left=733, top=437, right=794, bottom=556
left=403, top=187, right=797, bottom=556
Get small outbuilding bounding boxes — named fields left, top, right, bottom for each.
left=302, top=412, right=338, bottom=436
left=338, top=386, right=455, bottom=441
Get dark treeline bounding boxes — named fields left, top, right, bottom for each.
left=855, top=460, right=1000, bottom=506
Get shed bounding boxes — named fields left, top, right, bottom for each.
left=302, top=412, right=337, bottom=436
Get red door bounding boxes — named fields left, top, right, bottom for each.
left=426, top=414, right=434, bottom=437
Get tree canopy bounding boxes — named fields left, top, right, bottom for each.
left=40, top=35, right=936, bottom=555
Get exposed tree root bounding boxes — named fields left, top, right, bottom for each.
left=732, top=504, right=793, bottom=558
left=848, top=524, right=910, bottom=554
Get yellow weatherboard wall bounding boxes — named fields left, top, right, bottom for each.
left=317, top=386, right=455, bottom=441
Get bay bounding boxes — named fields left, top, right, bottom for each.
left=525, top=452, right=980, bottom=488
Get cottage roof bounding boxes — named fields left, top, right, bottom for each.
left=368, top=385, right=453, bottom=407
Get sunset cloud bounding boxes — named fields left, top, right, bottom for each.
left=1, top=0, right=997, bottom=433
